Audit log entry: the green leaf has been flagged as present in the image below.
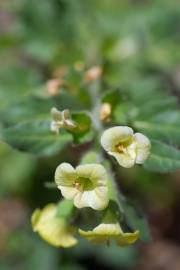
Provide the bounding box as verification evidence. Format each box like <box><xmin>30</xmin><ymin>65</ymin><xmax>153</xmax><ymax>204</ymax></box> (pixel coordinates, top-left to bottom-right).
<box><xmin>57</xmin><ymin>200</ymin><xmax>74</xmax><ymax>219</ymax></box>
<box><xmin>0</xmin><ymin>141</ymin><xmax>34</xmax><ymax>196</ymax></box>
<box><xmin>1</xmin><ymin>120</ymin><xmax>73</xmax><ymax>156</ymax></box>
<box><xmin>144</xmin><ymin>140</ymin><xmax>180</xmax><ymax>172</ymax></box>
<box><xmin>113</xmin><ymin>79</ymin><xmax>180</xmax><ymax>172</ymax></box>
<box><xmin>122</xmin><ymin>200</ymin><xmax>151</xmax><ymax>243</ymax></box>
<box><xmin>0</xmin><ymin>92</ymin><xmax>84</xmax><ymax>126</ymax></box>
<box><xmin>71</xmin><ymin>111</ymin><xmax>93</xmax><ymax>144</ymax></box>
<box><xmin>123</xmin><ymin>78</ymin><xmax>180</xmax><ymax>146</ymax></box>
<box><xmin>134</xmin><ymin>120</ymin><xmax>180</xmax><ymax>145</ymax></box>
<box><xmin>80</xmin><ymin>151</ymin><xmax>99</xmax><ymax>164</ymax></box>
<box><xmin>0</xmin><ymin>92</ymin><xmax>93</xmax><ymax>153</ymax></box>
<box><xmin>102</xmin><ymin>89</ymin><xmax>122</xmax><ymax>107</ymax></box>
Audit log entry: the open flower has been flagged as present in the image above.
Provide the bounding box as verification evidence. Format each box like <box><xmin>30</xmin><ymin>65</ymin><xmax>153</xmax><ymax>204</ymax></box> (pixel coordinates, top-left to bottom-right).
<box><xmin>55</xmin><ymin>163</ymin><xmax>109</xmax><ymax>210</ymax></box>
<box><xmin>51</xmin><ymin>107</ymin><xmax>76</xmax><ymax>134</ymax></box>
<box><xmin>79</xmin><ymin>222</ymin><xmax>139</xmax><ymax>246</ymax></box>
<box><xmin>31</xmin><ymin>204</ymin><xmax>77</xmax><ymax>248</ymax></box>
<box><xmin>101</xmin><ymin>126</ymin><xmax>151</xmax><ymax>168</ymax></box>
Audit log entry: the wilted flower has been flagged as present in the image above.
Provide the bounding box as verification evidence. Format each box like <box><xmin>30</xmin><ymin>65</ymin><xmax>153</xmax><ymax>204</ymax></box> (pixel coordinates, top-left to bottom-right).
<box><xmin>50</xmin><ymin>107</ymin><xmax>76</xmax><ymax>134</ymax></box>
<box><xmin>100</xmin><ymin>103</ymin><xmax>112</xmax><ymax>122</ymax></box>
<box><xmin>79</xmin><ymin>222</ymin><xmax>139</xmax><ymax>246</ymax></box>
<box><xmin>31</xmin><ymin>204</ymin><xmax>77</xmax><ymax>248</ymax></box>
<box><xmin>55</xmin><ymin>163</ymin><xmax>109</xmax><ymax>210</ymax></box>
<box><xmin>101</xmin><ymin>126</ymin><xmax>151</xmax><ymax>168</ymax></box>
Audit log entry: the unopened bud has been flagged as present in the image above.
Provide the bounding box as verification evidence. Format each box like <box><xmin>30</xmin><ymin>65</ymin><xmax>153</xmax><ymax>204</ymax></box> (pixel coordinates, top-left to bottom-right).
<box><xmin>100</xmin><ymin>103</ymin><xmax>112</xmax><ymax>122</ymax></box>
<box><xmin>84</xmin><ymin>66</ymin><xmax>102</xmax><ymax>82</ymax></box>
<box><xmin>47</xmin><ymin>78</ymin><xmax>65</xmax><ymax>96</ymax></box>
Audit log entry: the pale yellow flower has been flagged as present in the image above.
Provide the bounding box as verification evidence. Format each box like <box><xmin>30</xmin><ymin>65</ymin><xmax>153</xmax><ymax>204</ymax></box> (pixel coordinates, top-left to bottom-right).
<box><xmin>55</xmin><ymin>163</ymin><xmax>109</xmax><ymax>210</ymax></box>
<box><xmin>50</xmin><ymin>107</ymin><xmax>76</xmax><ymax>134</ymax></box>
<box><xmin>101</xmin><ymin>126</ymin><xmax>151</xmax><ymax>168</ymax></box>
<box><xmin>31</xmin><ymin>204</ymin><xmax>77</xmax><ymax>248</ymax></box>
<box><xmin>79</xmin><ymin>222</ymin><xmax>139</xmax><ymax>246</ymax></box>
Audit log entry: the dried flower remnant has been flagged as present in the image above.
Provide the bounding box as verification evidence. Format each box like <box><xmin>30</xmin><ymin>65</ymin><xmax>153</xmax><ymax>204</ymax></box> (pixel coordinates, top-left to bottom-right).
<box><xmin>31</xmin><ymin>204</ymin><xmax>77</xmax><ymax>248</ymax></box>
<box><xmin>84</xmin><ymin>66</ymin><xmax>102</xmax><ymax>82</ymax></box>
<box><xmin>55</xmin><ymin>163</ymin><xmax>109</xmax><ymax>210</ymax></box>
<box><xmin>101</xmin><ymin>126</ymin><xmax>151</xmax><ymax>168</ymax></box>
<box><xmin>50</xmin><ymin>107</ymin><xmax>76</xmax><ymax>134</ymax></box>
<box><xmin>100</xmin><ymin>103</ymin><xmax>112</xmax><ymax>122</ymax></box>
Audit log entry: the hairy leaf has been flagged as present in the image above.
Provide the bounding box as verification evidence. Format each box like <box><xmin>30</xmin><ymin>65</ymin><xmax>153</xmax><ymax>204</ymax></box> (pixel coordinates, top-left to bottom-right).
<box><xmin>144</xmin><ymin>140</ymin><xmax>180</xmax><ymax>172</ymax></box>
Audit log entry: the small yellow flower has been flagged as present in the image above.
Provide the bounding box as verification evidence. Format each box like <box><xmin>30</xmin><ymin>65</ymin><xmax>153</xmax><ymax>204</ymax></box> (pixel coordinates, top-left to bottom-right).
<box><xmin>55</xmin><ymin>163</ymin><xmax>109</xmax><ymax>210</ymax></box>
<box><xmin>50</xmin><ymin>107</ymin><xmax>76</xmax><ymax>134</ymax></box>
<box><xmin>31</xmin><ymin>204</ymin><xmax>77</xmax><ymax>248</ymax></box>
<box><xmin>79</xmin><ymin>222</ymin><xmax>139</xmax><ymax>246</ymax></box>
<box><xmin>101</xmin><ymin>126</ymin><xmax>151</xmax><ymax>168</ymax></box>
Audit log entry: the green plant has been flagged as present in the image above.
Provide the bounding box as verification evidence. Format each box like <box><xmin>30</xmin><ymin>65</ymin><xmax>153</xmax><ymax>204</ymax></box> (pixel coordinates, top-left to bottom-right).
<box><xmin>1</xmin><ymin>0</ymin><xmax>180</xmax><ymax>251</ymax></box>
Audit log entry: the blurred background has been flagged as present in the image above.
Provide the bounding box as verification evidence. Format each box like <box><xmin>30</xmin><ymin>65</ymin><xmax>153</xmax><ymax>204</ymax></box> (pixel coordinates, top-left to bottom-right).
<box><xmin>0</xmin><ymin>0</ymin><xmax>180</xmax><ymax>269</ymax></box>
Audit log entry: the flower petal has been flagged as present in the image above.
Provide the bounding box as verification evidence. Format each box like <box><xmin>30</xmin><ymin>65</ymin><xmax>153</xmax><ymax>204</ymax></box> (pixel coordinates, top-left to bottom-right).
<box><xmin>55</xmin><ymin>162</ymin><xmax>77</xmax><ymax>187</ymax></box>
<box><xmin>134</xmin><ymin>133</ymin><xmax>151</xmax><ymax>164</ymax></box>
<box><xmin>73</xmin><ymin>189</ymin><xmax>108</xmax><ymax>210</ymax></box>
<box><xmin>76</xmin><ymin>163</ymin><xmax>108</xmax><ymax>186</ymax></box>
<box><xmin>57</xmin><ymin>234</ymin><xmax>78</xmax><ymax>248</ymax></box>
<box><xmin>58</xmin><ymin>186</ymin><xmax>78</xmax><ymax>200</ymax></box>
<box><xmin>79</xmin><ymin>222</ymin><xmax>139</xmax><ymax>246</ymax></box>
<box><xmin>89</xmin><ymin>189</ymin><xmax>109</xmax><ymax>210</ymax></box>
<box><xmin>31</xmin><ymin>204</ymin><xmax>77</xmax><ymax>248</ymax></box>
<box><xmin>79</xmin><ymin>228</ymin><xmax>101</xmax><ymax>243</ymax></box>
<box><xmin>117</xmin><ymin>230</ymin><xmax>140</xmax><ymax>246</ymax></box>
<box><xmin>93</xmin><ymin>223</ymin><xmax>122</xmax><ymax>235</ymax></box>
<box><xmin>110</xmin><ymin>152</ymin><xmax>136</xmax><ymax>168</ymax></box>
<box><xmin>101</xmin><ymin>126</ymin><xmax>133</xmax><ymax>152</ymax></box>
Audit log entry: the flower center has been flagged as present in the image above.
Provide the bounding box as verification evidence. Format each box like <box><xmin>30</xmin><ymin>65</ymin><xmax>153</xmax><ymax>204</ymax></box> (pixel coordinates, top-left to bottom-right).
<box><xmin>115</xmin><ymin>143</ymin><xmax>125</xmax><ymax>153</ymax></box>
<box><xmin>73</xmin><ymin>177</ymin><xmax>94</xmax><ymax>191</ymax></box>
<box><xmin>114</xmin><ymin>138</ymin><xmax>133</xmax><ymax>154</ymax></box>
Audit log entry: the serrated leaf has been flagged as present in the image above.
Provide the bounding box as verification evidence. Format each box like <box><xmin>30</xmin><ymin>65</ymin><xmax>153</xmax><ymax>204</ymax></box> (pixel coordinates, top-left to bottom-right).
<box><xmin>134</xmin><ymin>120</ymin><xmax>180</xmax><ymax>145</ymax></box>
<box><xmin>2</xmin><ymin>120</ymin><xmax>73</xmax><ymax>156</ymax></box>
<box><xmin>144</xmin><ymin>140</ymin><xmax>180</xmax><ymax>172</ymax></box>
<box><xmin>0</xmin><ymin>92</ymin><xmax>84</xmax><ymax>126</ymax></box>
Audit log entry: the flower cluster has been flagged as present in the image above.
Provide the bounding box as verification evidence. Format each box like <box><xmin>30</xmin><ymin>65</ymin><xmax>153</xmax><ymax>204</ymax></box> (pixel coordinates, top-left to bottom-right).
<box><xmin>32</xmin><ymin>125</ymin><xmax>150</xmax><ymax>248</ymax></box>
